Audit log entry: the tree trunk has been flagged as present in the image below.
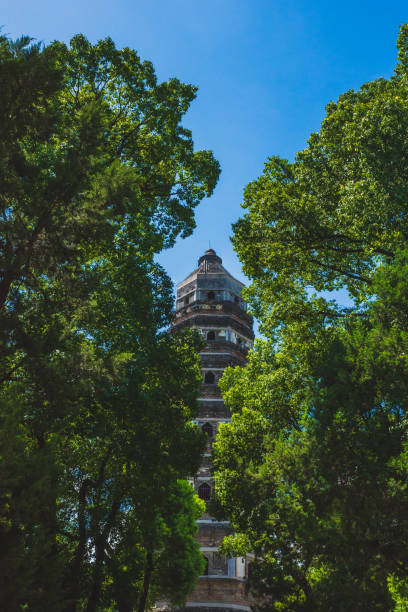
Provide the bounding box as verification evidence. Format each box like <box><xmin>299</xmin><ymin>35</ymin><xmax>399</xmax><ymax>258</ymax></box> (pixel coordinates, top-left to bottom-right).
<box><xmin>138</xmin><ymin>551</ymin><xmax>154</xmax><ymax>612</ymax></box>
<box><xmin>65</xmin><ymin>448</ymin><xmax>113</xmax><ymax>612</ymax></box>
<box><xmin>85</xmin><ymin>494</ymin><xmax>121</xmax><ymax>612</ymax></box>
<box><xmin>64</xmin><ymin>478</ymin><xmax>92</xmax><ymax>612</ymax></box>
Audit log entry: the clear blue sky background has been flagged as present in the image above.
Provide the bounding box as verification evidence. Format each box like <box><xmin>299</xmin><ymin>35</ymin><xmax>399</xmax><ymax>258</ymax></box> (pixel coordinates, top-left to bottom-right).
<box><xmin>2</xmin><ymin>1</ymin><xmax>407</xmax><ymax>289</ymax></box>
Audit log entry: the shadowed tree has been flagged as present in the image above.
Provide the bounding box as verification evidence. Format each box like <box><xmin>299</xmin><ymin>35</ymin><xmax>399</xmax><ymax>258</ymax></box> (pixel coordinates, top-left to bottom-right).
<box><xmin>0</xmin><ymin>32</ymin><xmax>219</xmax><ymax>611</ymax></box>
<box><xmin>213</xmin><ymin>24</ymin><xmax>408</xmax><ymax>611</ymax></box>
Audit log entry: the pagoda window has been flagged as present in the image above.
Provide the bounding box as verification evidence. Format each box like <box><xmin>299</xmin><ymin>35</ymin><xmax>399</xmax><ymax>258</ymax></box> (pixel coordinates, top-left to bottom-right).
<box><xmin>207</xmin><ymin>291</ymin><xmax>215</xmax><ymax>300</ymax></box>
<box><xmin>198</xmin><ymin>482</ymin><xmax>211</xmax><ymax>501</ymax></box>
<box><xmin>204</xmin><ymin>371</ymin><xmax>215</xmax><ymax>384</ymax></box>
<box><xmin>202</xmin><ymin>422</ymin><xmax>213</xmax><ymax>438</ymax></box>
<box><xmin>203</xmin><ymin>555</ymin><xmax>209</xmax><ymax>575</ymax></box>
<box><xmin>207</xmin><ymin>330</ymin><xmax>215</xmax><ymax>340</ymax></box>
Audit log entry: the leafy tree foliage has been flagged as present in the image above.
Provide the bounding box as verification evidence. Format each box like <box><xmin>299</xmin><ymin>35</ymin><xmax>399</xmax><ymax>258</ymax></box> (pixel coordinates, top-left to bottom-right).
<box><xmin>232</xmin><ymin>24</ymin><xmax>408</xmax><ymax>337</ymax></box>
<box><xmin>213</xmin><ymin>24</ymin><xmax>408</xmax><ymax>611</ymax></box>
<box><xmin>0</xmin><ymin>32</ymin><xmax>219</xmax><ymax>611</ymax></box>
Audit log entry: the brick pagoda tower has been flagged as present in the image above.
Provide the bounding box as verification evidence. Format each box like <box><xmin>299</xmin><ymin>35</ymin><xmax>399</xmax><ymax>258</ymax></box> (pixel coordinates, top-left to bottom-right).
<box><xmin>171</xmin><ymin>248</ymin><xmax>254</xmax><ymax>611</ymax></box>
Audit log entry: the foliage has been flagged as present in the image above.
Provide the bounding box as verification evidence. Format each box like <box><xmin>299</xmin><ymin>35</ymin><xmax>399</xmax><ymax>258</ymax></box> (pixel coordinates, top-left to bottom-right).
<box><xmin>213</xmin><ymin>24</ymin><xmax>408</xmax><ymax>611</ymax></box>
<box><xmin>232</xmin><ymin>23</ymin><xmax>408</xmax><ymax>337</ymax></box>
<box><xmin>215</xmin><ymin>254</ymin><xmax>408</xmax><ymax>610</ymax></box>
<box><xmin>99</xmin><ymin>480</ymin><xmax>205</xmax><ymax>611</ymax></box>
<box><xmin>388</xmin><ymin>574</ymin><xmax>408</xmax><ymax>612</ymax></box>
<box><xmin>0</xmin><ymin>32</ymin><xmax>219</xmax><ymax>611</ymax></box>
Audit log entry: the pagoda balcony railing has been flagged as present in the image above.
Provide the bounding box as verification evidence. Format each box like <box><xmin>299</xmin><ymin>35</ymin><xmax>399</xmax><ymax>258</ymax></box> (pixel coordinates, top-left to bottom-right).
<box><xmin>204</xmin><ymin>339</ymin><xmax>249</xmax><ymax>356</ymax></box>
<box><xmin>174</xmin><ymin>299</ymin><xmax>253</xmax><ymax>325</ymax></box>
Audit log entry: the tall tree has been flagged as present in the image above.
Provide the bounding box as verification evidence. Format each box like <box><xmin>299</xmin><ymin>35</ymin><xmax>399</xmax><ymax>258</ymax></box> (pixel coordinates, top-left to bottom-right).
<box><xmin>232</xmin><ymin>24</ymin><xmax>408</xmax><ymax>337</ymax></box>
<box><xmin>0</xmin><ymin>33</ymin><xmax>219</xmax><ymax>610</ymax></box>
<box><xmin>213</xmin><ymin>24</ymin><xmax>408</xmax><ymax>611</ymax></box>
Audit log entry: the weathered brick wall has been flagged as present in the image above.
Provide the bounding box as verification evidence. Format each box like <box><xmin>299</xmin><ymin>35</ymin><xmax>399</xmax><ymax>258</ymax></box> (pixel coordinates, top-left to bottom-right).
<box><xmin>186</xmin><ymin>577</ymin><xmax>249</xmax><ymax>605</ymax></box>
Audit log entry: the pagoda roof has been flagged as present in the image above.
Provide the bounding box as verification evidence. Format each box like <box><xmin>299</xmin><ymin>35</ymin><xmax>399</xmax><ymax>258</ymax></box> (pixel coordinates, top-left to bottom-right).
<box><xmin>177</xmin><ymin>249</ymin><xmax>245</xmax><ymax>288</ymax></box>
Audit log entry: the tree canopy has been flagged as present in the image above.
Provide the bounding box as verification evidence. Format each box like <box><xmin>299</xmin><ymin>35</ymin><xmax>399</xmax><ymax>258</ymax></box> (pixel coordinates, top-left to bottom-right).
<box><xmin>232</xmin><ymin>24</ymin><xmax>408</xmax><ymax>337</ymax></box>
<box><xmin>213</xmin><ymin>24</ymin><xmax>408</xmax><ymax>611</ymax></box>
<box><xmin>0</xmin><ymin>33</ymin><xmax>219</xmax><ymax>611</ymax></box>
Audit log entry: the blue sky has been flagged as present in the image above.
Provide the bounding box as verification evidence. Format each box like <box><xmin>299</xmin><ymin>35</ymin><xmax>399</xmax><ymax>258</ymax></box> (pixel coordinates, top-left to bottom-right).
<box><xmin>2</xmin><ymin>1</ymin><xmax>407</xmax><ymax>289</ymax></box>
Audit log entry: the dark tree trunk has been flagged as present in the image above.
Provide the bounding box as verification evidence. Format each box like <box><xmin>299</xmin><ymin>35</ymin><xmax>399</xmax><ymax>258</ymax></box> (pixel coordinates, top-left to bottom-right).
<box><xmin>85</xmin><ymin>495</ymin><xmax>121</xmax><ymax>612</ymax></box>
<box><xmin>138</xmin><ymin>551</ymin><xmax>154</xmax><ymax>612</ymax></box>
<box><xmin>64</xmin><ymin>478</ymin><xmax>92</xmax><ymax>612</ymax></box>
<box><xmin>65</xmin><ymin>447</ymin><xmax>113</xmax><ymax>612</ymax></box>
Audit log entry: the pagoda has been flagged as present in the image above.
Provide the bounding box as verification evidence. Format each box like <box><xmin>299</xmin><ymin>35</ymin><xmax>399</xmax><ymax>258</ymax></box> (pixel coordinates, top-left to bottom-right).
<box><xmin>171</xmin><ymin>248</ymin><xmax>254</xmax><ymax>611</ymax></box>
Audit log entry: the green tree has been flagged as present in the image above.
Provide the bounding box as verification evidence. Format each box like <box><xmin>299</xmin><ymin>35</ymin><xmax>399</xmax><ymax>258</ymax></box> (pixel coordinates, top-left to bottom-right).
<box><xmin>232</xmin><ymin>23</ymin><xmax>408</xmax><ymax>337</ymax></box>
<box><xmin>0</xmin><ymin>32</ymin><xmax>219</xmax><ymax>610</ymax></box>
<box><xmin>213</xmin><ymin>24</ymin><xmax>408</xmax><ymax>611</ymax></box>
<box><xmin>215</xmin><ymin>254</ymin><xmax>408</xmax><ymax>610</ymax></box>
